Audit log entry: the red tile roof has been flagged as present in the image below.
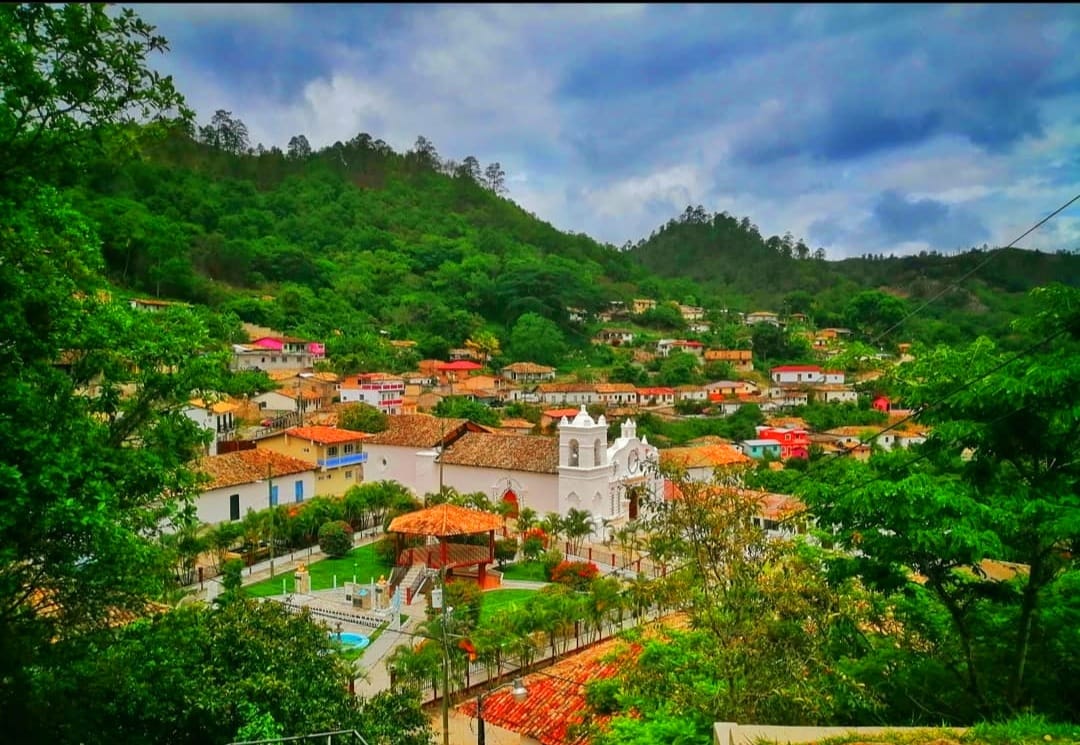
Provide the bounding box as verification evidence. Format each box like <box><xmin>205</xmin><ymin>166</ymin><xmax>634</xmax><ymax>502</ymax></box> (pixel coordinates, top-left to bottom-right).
<box><xmin>441</xmin><ymin>432</ymin><xmax>559</xmax><ymax>474</ymax></box>
<box><xmin>196</xmin><ymin>449</ymin><xmax>316</xmax><ymax>491</ymax></box>
<box><xmin>436</xmin><ymin>360</ymin><xmax>484</xmax><ymax>371</ymax></box>
<box><xmin>771</xmin><ymin>365</ymin><xmax>822</xmax><ymax>373</ymax></box>
<box><xmin>659</xmin><ymin>444</ymin><xmax>752</xmax><ymax>469</ymax></box>
<box><xmin>388</xmin><ymin>503</ymin><xmax>504</xmax><ymax>536</ymax></box>
<box><xmin>285</xmin><ymin>426</ymin><xmax>369</xmax><ymax>444</ymax></box>
<box><xmin>363</xmin><ymin>415</ymin><xmax>472</xmax><ymax>448</ymax></box>
<box><xmin>457</xmin><ymin>637</ymin><xmax>640</xmax><ymax>745</ymax></box>
<box><xmin>544</xmin><ymin>408</ymin><xmax>583</xmax><ymax>419</ymax></box>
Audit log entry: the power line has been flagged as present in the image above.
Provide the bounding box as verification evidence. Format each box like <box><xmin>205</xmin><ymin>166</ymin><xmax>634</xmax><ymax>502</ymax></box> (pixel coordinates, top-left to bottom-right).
<box><xmin>870</xmin><ymin>190</ymin><xmax>1080</xmax><ymax>346</ymax></box>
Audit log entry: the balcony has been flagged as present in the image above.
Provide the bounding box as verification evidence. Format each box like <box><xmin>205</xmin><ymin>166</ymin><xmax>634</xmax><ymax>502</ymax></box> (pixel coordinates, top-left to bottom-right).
<box><xmin>318</xmin><ymin>452</ymin><xmax>368</xmax><ymax>469</ymax></box>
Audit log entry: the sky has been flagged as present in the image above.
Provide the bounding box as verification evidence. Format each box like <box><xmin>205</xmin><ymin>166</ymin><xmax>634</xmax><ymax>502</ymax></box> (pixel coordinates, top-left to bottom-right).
<box><xmin>131</xmin><ymin>3</ymin><xmax>1080</xmax><ymax>259</ymax></box>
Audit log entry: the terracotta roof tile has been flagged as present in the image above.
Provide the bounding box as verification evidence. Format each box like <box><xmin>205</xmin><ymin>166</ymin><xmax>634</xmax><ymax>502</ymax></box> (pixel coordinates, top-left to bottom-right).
<box><xmin>196</xmin><ymin>449</ymin><xmax>316</xmax><ymax>491</ymax></box>
<box><xmin>457</xmin><ymin>617</ymin><xmax>691</xmax><ymax>745</ymax></box>
<box><xmin>660</xmin><ymin>444</ymin><xmax>752</xmax><ymax>469</ymax></box>
<box><xmin>388</xmin><ymin>503</ymin><xmax>503</xmax><ymax>536</ymax></box>
<box><xmin>285</xmin><ymin>426</ymin><xmax>369</xmax><ymax>444</ymax></box>
<box><xmin>441</xmin><ymin>432</ymin><xmax>559</xmax><ymax>474</ymax></box>
<box><xmin>502</xmin><ymin>362</ymin><xmax>556</xmax><ymax>374</ymax></box>
<box><xmin>363</xmin><ymin>415</ymin><xmax>471</xmax><ymax>448</ymax></box>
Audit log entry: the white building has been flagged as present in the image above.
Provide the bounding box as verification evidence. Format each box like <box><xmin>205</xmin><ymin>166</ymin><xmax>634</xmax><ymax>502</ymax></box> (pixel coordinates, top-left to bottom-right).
<box><xmin>362</xmin><ymin>408</ymin><xmax>661</xmax><ymax>533</ymax></box>
<box><xmin>339</xmin><ymin>374</ymin><xmax>406</xmax><ymax>415</ymax></box>
<box><xmin>191</xmin><ymin>449</ymin><xmax>317</xmax><ymax>526</ymax></box>
<box><xmin>182</xmin><ymin>398</ymin><xmax>238</xmax><ymax>455</ymax></box>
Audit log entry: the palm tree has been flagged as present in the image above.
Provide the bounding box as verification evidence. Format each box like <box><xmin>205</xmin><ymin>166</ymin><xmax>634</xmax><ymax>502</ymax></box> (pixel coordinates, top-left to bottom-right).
<box><xmin>540</xmin><ymin>512</ymin><xmax>564</xmax><ymax>550</ymax></box>
<box><xmin>586</xmin><ymin>577</ymin><xmax>624</xmax><ymax>642</ymax></box>
<box><xmin>562</xmin><ymin>508</ymin><xmax>593</xmax><ymax>557</ymax></box>
<box><xmin>515</xmin><ymin>506</ymin><xmax>538</xmax><ymax>536</ymax></box>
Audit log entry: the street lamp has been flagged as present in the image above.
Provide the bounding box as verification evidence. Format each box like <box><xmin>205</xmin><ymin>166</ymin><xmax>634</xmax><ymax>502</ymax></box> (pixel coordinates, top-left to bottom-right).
<box><xmin>476</xmin><ymin>677</ymin><xmax>528</xmax><ymax>745</ymax></box>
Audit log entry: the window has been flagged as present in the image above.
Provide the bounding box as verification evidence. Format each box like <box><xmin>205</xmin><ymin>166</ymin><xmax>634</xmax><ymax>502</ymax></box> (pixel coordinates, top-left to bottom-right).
<box><xmin>344</xmin><ymin>471</ymin><xmax>353</xmax><ymax>479</ymax></box>
<box><xmin>229</xmin><ymin>494</ymin><xmax>240</xmax><ymax>521</ymax></box>
<box><xmin>343</xmin><ymin>443</ymin><xmax>355</xmax><ymax>454</ymax></box>
<box><xmin>294</xmin><ymin>480</ymin><xmax>304</xmax><ymax>502</ymax></box>
<box><xmin>270</xmin><ymin>484</ymin><xmax>279</xmax><ymax>507</ymax></box>
<box><xmin>327</xmin><ymin>446</ymin><xmax>339</xmax><ymax>457</ymax></box>
<box><xmin>568</xmin><ymin>439</ymin><xmax>579</xmax><ymax>467</ymax></box>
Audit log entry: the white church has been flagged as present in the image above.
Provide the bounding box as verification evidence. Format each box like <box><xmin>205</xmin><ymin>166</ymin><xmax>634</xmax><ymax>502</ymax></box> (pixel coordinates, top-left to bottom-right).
<box><xmin>361</xmin><ymin>407</ymin><xmax>662</xmax><ymax>535</ymax></box>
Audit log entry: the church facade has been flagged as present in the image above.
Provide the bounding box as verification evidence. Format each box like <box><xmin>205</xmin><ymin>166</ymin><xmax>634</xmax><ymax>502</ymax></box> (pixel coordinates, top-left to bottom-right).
<box><xmin>362</xmin><ymin>407</ymin><xmax>661</xmax><ymax>536</ymax></box>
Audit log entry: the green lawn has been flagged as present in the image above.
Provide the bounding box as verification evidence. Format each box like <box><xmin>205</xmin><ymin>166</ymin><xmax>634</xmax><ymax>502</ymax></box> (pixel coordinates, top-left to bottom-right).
<box><xmin>245</xmin><ymin>544</ymin><xmax>392</xmax><ymax>598</ymax></box>
<box><xmin>497</xmin><ymin>561</ymin><xmax>549</xmax><ymax>582</ymax></box>
<box><xmin>479</xmin><ymin>589</ymin><xmax>537</xmax><ymax>623</ymax></box>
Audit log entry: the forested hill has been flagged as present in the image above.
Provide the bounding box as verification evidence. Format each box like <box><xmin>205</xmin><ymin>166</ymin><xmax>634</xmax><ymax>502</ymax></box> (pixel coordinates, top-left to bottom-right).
<box><xmin>68</xmin><ymin>121</ymin><xmax>655</xmax><ymax>361</ymax></box>
<box><xmin>71</xmin><ymin>120</ymin><xmax>1079</xmax><ymax>357</ymax></box>
<box><xmin>629</xmin><ymin>205</ymin><xmax>1080</xmax><ymax>341</ymax></box>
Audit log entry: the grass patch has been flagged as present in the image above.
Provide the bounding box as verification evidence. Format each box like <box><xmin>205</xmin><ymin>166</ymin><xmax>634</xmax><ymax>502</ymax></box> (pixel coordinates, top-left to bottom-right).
<box><xmin>245</xmin><ymin>543</ymin><xmax>392</xmax><ymax>598</ymax></box>
<box><xmin>480</xmin><ymin>589</ymin><xmax>537</xmax><ymax>623</ymax></box>
<box><xmin>497</xmin><ymin>561</ymin><xmax>549</xmax><ymax>582</ymax></box>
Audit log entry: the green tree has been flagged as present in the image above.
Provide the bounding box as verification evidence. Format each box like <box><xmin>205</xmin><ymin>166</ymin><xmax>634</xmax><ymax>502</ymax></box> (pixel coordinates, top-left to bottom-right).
<box><xmin>432</xmin><ymin>396</ymin><xmax>501</xmax><ymax>427</ymax></box>
<box><xmin>339</xmin><ymin>402</ymin><xmax>389</xmax><ymax>433</ymax></box>
<box><xmin>656</xmin><ymin>351</ymin><xmax>703</xmax><ymax>387</ymax></box>
<box><xmin>801</xmin><ymin>285</ymin><xmax>1080</xmax><ymax>717</ymax></box>
<box><xmin>509</xmin><ymin>312</ymin><xmax>567</xmax><ymax>367</ymax></box>
<box><xmin>318</xmin><ymin>520</ymin><xmax>354</xmax><ymax>557</ymax></box>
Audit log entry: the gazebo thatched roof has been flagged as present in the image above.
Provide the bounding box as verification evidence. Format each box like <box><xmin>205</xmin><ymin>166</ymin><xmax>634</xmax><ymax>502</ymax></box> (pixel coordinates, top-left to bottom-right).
<box><xmin>388</xmin><ymin>503</ymin><xmax>503</xmax><ymax>537</ymax></box>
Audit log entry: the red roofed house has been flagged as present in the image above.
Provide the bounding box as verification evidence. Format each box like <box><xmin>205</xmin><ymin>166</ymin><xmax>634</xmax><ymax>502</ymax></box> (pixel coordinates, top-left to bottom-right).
<box><xmin>755</xmin><ymin>425</ymin><xmax>810</xmax><ymax>459</ymax></box>
<box><xmin>192</xmin><ymin>449</ymin><xmax>317</xmax><ymax>525</ymax></box>
<box><xmin>636</xmin><ymin>386</ymin><xmax>676</xmax><ymax>406</ymax></box>
<box><xmin>656</xmin><ymin>339</ymin><xmax>705</xmax><ymax>358</ymax></box>
<box><xmin>256</xmin><ymin>426</ymin><xmax>369</xmax><ymax>496</ymax></box>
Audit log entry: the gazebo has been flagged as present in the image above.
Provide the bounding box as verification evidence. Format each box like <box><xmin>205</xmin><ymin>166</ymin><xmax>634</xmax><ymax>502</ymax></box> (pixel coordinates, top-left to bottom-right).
<box><xmin>387</xmin><ymin>503</ymin><xmax>505</xmax><ymax>588</ymax></box>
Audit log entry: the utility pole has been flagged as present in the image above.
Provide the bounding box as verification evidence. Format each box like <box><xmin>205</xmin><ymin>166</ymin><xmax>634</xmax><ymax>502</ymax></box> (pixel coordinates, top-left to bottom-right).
<box><xmin>268</xmin><ymin>462</ymin><xmax>275</xmax><ymax>578</ymax></box>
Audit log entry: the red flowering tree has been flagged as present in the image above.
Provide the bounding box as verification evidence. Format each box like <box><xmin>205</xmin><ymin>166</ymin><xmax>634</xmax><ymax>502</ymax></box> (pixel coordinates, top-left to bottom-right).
<box><xmin>550</xmin><ymin>560</ymin><xmax>599</xmax><ymax>591</ymax></box>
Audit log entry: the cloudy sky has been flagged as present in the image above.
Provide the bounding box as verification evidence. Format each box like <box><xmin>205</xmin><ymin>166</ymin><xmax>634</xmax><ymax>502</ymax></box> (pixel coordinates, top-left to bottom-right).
<box><xmin>132</xmin><ymin>3</ymin><xmax>1080</xmax><ymax>258</ymax></box>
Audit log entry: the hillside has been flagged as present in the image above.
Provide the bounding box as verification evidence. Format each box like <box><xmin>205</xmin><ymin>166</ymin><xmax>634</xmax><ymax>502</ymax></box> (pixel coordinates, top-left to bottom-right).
<box><xmin>67</xmin><ymin>124</ymin><xmax>657</xmax><ymax>362</ymax></box>
<box><xmin>628</xmin><ymin>205</ymin><xmax>1080</xmax><ymax>344</ymax></box>
<box><xmin>69</xmin><ymin>125</ymin><xmax>1079</xmax><ymax>359</ymax></box>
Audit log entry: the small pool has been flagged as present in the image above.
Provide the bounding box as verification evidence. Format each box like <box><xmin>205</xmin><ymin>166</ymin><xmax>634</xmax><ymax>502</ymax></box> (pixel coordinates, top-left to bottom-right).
<box><xmin>331</xmin><ymin>631</ymin><xmax>371</xmax><ymax>650</ymax></box>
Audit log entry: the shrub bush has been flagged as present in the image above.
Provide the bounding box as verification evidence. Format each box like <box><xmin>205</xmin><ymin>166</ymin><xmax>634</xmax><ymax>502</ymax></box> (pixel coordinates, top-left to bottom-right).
<box><xmin>540</xmin><ymin>549</ymin><xmax>565</xmax><ymax>580</ymax></box>
<box><xmin>494</xmin><ymin>537</ymin><xmax>518</xmax><ymax>567</ymax></box>
<box><xmin>318</xmin><ymin>520</ymin><xmax>354</xmax><ymax>557</ymax></box>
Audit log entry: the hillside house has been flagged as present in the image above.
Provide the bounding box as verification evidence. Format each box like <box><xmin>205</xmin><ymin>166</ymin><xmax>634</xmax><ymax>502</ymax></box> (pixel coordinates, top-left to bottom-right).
<box><xmin>536</xmin><ymin>383</ymin><xmax>599</xmax><ymax>406</ymax></box>
<box><xmin>594</xmin><ymin>383</ymin><xmax>639</xmax><ymax>407</ymax></box>
<box><xmin>339</xmin><ymin>373</ymin><xmax>406</xmax><ymax>415</ymax></box>
<box><xmin>656</xmin><ymin>339</ymin><xmax>705</xmax><ymax>358</ymax></box>
<box><xmin>183</xmin><ymin>398</ymin><xmax>239</xmax><ymax>455</ymax></box>
<box><xmin>679</xmin><ymin>304</ymin><xmax>705</xmax><ymax>321</ymax></box>
<box><xmin>501</xmin><ymin>362</ymin><xmax>557</xmax><ymax>384</ymax></box>
<box><xmin>636</xmin><ymin>386</ymin><xmax>677</xmax><ymax>406</ymax></box>
<box><xmin>811</xmin><ymin>384</ymin><xmax>858</xmax><ymax>404</ymax></box>
<box><xmin>659</xmin><ymin>443</ymin><xmax>751</xmax><ymax>481</ymax></box>
<box><xmin>745</xmin><ymin>311</ymin><xmax>780</xmax><ymax>326</ymax></box>
<box><xmin>738</xmin><ymin>439</ymin><xmax>783</xmax><ymax>460</ymax></box>
<box><xmin>632</xmin><ymin>298</ymin><xmax>657</xmax><ymax>314</ymax></box>
<box><xmin>592</xmin><ymin>328</ymin><xmax>635</xmax><ymax>347</ymax></box>
<box><xmin>755</xmin><ymin>425</ymin><xmax>810</xmax><ymax>459</ymax></box>
<box><xmin>704</xmin><ymin>349</ymin><xmax>754</xmax><ymax>372</ymax></box>
<box><xmin>771</xmin><ymin>365</ymin><xmax>825</xmax><ymax>384</ymax></box>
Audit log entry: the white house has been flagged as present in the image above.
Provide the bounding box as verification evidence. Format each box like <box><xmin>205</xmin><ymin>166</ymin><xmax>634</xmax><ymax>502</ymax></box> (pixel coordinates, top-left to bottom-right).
<box><xmin>770</xmin><ymin>365</ymin><xmax>825</xmax><ymax>384</ymax></box>
<box><xmin>192</xmin><ymin>449</ymin><xmax>317</xmax><ymax>526</ymax></box>
<box><xmin>339</xmin><ymin>374</ymin><xmax>406</xmax><ymax>415</ymax></box>
<box><xmin>182</xmin><ymin>398</ymin><xmax>238</xmax><ymax>455</ymax></box>
<box><xmin>811</xmin><ymin>385</ymin><xmax>858</xmax><ymax>405</ymax></box>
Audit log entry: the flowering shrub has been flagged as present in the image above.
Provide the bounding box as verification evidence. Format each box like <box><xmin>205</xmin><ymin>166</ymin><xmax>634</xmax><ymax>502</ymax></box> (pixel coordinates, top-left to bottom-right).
<box><xmin>522</xmin><ymin>527</ymin><xmax>548</xmax><ymax>547</ymax></box>
<box><xmin>550</xmin><ymin>560</ymin><xmax>599</xmax><ymax>590</ymax></box>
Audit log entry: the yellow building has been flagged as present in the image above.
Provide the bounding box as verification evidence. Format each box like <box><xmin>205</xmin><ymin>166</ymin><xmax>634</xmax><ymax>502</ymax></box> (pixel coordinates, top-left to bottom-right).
<box><xmin>257</xmin><ymin>425</ymin><xmax>369</xmax><ymax>497</ymax></box>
